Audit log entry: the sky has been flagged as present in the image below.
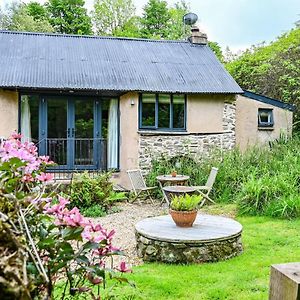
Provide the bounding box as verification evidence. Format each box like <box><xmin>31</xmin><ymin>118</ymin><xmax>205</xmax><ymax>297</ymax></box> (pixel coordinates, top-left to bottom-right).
<box><xmin>1</xmin><ymin>0</ymin><xmax>299</xmax><ymax>51</ymax></box>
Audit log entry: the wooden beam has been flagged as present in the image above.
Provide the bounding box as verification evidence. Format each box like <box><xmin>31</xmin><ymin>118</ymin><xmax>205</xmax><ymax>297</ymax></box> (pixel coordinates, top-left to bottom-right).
<box><xmin>269</xmin><ymin>262</ymin><xmax>300</xmax><ymax>300</ymax></box>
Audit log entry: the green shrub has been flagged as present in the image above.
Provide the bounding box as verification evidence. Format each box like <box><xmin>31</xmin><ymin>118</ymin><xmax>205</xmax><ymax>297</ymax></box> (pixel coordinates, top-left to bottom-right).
<box><xmin>147</xmin><ymin>136</ymin><xmax>300</xmax><ymax>219</ymax></box>
<box><xmin>81</xmin><ymin>204</ymin><xmax>106</xmax><ymax>217</ymax></box>
<box><xmin>68</xmin><ymin>171</ymin><xmax>127</xmax><ymax>215</ymax></box>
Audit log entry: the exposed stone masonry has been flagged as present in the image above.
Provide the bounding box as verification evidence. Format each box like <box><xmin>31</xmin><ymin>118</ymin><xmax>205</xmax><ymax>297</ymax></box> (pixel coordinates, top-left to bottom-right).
<box><xmin>138</xmin><ymin>100</ymin><xmax>236</xmax><ymax>173</ymax></box>
<box><xmin>136</xmin><ymin>232</ymin><xmax>243</xmax><ymax>264</ymax></box>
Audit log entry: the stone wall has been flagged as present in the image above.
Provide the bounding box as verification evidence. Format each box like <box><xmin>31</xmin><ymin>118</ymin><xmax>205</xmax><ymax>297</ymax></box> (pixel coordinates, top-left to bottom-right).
<box><xmin>136</xmin><ymin>231</ymin><xmax>243</xmax><ymax>264</ymax></box>
<box><xmin>138</xmin><ymin>101</ymin><xmax>236</xmax><ymax>173</ymax></box>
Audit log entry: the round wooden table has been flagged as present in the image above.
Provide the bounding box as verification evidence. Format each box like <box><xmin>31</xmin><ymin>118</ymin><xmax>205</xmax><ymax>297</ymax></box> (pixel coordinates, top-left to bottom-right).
<box><xmin>156</xmin><ymin>174</ymin><xmax>190</xmax><ymax>185</ymax></box>
<box><xmin>156</xmin><ymin>175</ymin><xmax>190</xmax><ymax>205</ymax></box>
<box><xmin>163</xmin><ymin>185</ymin><xmax>197</xmax><ymax>199</ymax></box>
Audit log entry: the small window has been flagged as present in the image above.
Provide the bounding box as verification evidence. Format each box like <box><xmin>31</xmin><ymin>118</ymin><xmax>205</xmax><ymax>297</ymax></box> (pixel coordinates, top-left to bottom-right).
<box><xmin>258</xmin><ymin>108</ymin><xmax>274</xmax><ymax>127</ymax></box>
<box><xmin>139</xmin><ymin>94</ymin><xmax>186</xmax><ymax>131</ymax></box>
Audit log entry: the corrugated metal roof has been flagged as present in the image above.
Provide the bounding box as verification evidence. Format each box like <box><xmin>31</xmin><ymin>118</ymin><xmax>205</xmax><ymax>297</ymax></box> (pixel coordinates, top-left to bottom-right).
<box><xmin>243</xmin><ymin>90</ymin><xmax>295</xmax><ymax>111</ymax></box>
<box><xmin>0</xmin><ymin>31</ymin><xmax>243</xmax><ymax>94</ymax></box>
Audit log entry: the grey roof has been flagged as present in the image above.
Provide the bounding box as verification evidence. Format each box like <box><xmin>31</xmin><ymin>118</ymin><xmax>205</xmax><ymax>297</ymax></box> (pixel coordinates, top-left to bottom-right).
<box><xmin>0</xmin><ymin>31</ymin><xmax>242</xmax><ymax>94</ymax></box>
<box><xmin>243</xmin><ymin>90</ymin><xmax>295</xmax><ymax>111</ymax></box>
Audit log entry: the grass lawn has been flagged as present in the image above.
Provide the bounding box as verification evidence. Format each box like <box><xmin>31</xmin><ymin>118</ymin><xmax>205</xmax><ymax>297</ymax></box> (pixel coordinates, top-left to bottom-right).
<box><xmin>115</xmin><ymin>205</ymin><xmax>300</xmax><ymax>300</ymax></box>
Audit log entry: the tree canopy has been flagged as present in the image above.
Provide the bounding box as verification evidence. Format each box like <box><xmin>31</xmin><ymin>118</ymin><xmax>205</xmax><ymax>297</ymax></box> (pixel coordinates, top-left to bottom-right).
<box><xmin>92</xmin><ymin>0</ymin><xmax>136</xmax><ymax>36</ymax></box>
<box><xmin>0</xmin><ymin>2</ymin><xmax>53</xmax><ymax>32</ymax></box>
<box><xmin>226</xmin><ymin>27</ymin><xmax>300</xmax><ymax>129</ymax></box>
<box><xmin>46</xmin><ymin>0</ymin><xmax>92</xmax><ymax>34</ymax></box>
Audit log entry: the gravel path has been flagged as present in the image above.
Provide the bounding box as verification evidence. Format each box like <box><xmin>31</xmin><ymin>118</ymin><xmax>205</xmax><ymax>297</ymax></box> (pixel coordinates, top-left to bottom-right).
<box><xmin>93</xmin><ymin>202</ymin><xmax>168</xmax><ymax>267</ymax></box>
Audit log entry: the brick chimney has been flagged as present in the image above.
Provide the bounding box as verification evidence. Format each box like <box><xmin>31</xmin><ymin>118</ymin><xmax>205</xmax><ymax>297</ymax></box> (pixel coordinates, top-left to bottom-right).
<box><xmin>190</xmin><ymin>26</ymin><xmax>207</xmax><ymax>45</ymax></box>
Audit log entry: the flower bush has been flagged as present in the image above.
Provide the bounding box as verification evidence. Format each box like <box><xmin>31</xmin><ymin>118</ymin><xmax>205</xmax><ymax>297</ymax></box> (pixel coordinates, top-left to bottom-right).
<box><xmin>0</xmin><ymin>134</ymin><xmax>131</xmax><ymax>299</ymax></box>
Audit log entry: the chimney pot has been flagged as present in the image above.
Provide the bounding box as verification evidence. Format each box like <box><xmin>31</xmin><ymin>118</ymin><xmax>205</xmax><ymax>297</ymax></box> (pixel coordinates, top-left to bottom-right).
<box><xmin>190</xmin><ymin>25</ymin><xmax>207</xmax><ymax>45</ymax></box>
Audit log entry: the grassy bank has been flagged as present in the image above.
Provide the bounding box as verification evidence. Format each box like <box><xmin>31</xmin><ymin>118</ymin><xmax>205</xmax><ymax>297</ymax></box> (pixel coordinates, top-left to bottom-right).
<box><xmin>116</xmin><ymin>205</ymin><xmax>300</xmax><ymax>299</ymax></box>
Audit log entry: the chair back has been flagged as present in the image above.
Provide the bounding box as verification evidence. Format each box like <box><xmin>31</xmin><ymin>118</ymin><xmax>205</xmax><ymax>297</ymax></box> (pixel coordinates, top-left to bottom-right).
<box><xmin>205</xmin><ymin>167</ymin><xmax>218</xmax><ymax>190</ymax></box>
<box><xmin>127</xmin><ymin>169</ymin><xmax>146</xmax><ymax>192</ymax></box>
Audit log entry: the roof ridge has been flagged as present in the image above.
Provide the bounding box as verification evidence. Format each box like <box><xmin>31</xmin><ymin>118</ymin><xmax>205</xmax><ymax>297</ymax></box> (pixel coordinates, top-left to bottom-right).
<box><xmin>0</xmin><ymin>30</ymin><xmax>190</xmax><ymax>44</ymax></box>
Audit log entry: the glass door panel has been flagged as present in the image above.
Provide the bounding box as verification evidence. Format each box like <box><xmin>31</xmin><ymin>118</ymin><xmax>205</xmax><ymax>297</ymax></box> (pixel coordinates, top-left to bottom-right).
<box><xmin>47</xmin><ymin>99</ymin><xmax>68</xmax><ymax>166</ymax></box>
<box><xmin>74</xmin><ymin>99</ymin><xmax>95</xmax><ymax>167</ymax></box>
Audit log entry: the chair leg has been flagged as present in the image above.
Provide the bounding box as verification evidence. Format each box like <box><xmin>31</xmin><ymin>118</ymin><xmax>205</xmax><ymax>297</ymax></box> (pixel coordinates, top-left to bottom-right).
<box><xmin>131</xmin><ymin>191</ymin><xmax>142</xmax><ymax>205</ymax></box>
<box><xmin>146</xmin><ymin>190</ymin><xmax>155</xmax><ymax>204</ymax></box>
<box><xmin>198</xmin><ymin>191</ymin><xmax>215</xmax><ymax>208</ymax></box>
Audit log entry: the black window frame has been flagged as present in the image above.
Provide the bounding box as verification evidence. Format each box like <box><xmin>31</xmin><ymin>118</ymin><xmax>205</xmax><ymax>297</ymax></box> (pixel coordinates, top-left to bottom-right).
<box><xmin>258</xmin><ymin>108</ymin><xmax>274</xmax><ymax>128</ymax></box>
<box><xmin>139</xmin><ymin>93</ymin><xmax>187</xmax><ymax>131</ymax></box>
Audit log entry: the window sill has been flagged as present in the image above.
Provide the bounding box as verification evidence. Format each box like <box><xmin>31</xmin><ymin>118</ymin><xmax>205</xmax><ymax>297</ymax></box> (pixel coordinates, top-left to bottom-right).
<box><xmin>258</xmin><ymin>127</ymin><xmax>274</xmax><ymax>131</ymax></box>
<box><xmin>138</xmin><ymin>130</ymin><xmax>188</xmax><ymax>136</ymax></box>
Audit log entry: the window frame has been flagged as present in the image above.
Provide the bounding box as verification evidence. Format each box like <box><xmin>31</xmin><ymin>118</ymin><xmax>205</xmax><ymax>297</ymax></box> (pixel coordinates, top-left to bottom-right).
<box><xmin>258</xmin><ymin>108</ymin><xmax>274</xmax><ymax>128</ymax></box>
<box><xmin>139</xmin><ymin>93</ymin><xmax>187</xmax><ymax>131</ymax></box>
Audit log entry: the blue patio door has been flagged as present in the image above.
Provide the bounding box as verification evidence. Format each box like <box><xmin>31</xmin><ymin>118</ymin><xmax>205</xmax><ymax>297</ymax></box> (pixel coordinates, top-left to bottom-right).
<box><xmin>39</xmin><ymin>96</ymin><xmax>101</xmax><ymax>170</ymax></box>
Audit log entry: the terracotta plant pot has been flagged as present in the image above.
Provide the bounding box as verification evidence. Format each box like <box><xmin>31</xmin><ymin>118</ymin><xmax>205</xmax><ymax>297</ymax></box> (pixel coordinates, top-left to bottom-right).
<box><xmin>171</xmin><ymin>171</ymin><xmax>177</xmax><ymax>177</ymax></box>
<box><xmin>169</xmin><ymin>209</ymin><xmax>197</xmax><ymax>227</ymax></box>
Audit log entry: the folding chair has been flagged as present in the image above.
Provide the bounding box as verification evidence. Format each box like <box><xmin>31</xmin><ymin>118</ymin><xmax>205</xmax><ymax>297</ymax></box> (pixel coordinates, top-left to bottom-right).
<box><xmin>127</xmin><ymin>169</ymin><xmax>156</xmax><ymax>204</ymax></box>
<box><xmin>192</xmin><ymin>167</ymin><xmax>218</xmax><ymax>207</ymax></box>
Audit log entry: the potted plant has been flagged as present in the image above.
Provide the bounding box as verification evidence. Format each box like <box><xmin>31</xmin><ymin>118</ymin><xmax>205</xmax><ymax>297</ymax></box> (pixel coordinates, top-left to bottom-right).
<box><xmin>169</xmin><ymin>194</ymin><xmax>202</xmax><ymax>227</ymax></box>
<box><xmin>171</xmin><ymin>170</ymin><xmax>177</xmax><ymax>177</ymax></box>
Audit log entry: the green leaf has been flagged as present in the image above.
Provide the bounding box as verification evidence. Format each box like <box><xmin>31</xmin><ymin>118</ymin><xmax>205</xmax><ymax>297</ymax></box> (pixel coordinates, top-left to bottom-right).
<box><xmin>61</xmin><ymin>226</ymin><xmax>84</xmax><ymax>240</ymax></box>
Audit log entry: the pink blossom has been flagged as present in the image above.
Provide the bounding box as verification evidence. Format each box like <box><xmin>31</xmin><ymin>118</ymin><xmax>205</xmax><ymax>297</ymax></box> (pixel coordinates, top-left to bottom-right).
<box><xmin>117</xmin><ymin>261</ymin><xmax>132</xmax><ymax>273</ymax></box>
<box><xmin>36</xmin><ymin>172</ymin><xmax>53</xmax><ymax>182</ymax></box>
<box><xmin>81</xmin><ymin>222</ymin><xmax>105</xmax><ymax>242</ymax></box>
<box><xmin>62</xmin><ymin>207</ymin><xmax>85</xmax><ymax>227</ymax></box>
<box><xmin>11</xmin><ymin>132</ymin><xmax>22</xmax><ymax>139</ymax></box>
<box><xmin>45</xmin><ymin>196</ymin><xmax>88</xmax><ymax>228</ymax></box>
<box><xmin>22</xmin><ymin>174</ymin><xmax>34</xmax><ymax>182</ymax></box>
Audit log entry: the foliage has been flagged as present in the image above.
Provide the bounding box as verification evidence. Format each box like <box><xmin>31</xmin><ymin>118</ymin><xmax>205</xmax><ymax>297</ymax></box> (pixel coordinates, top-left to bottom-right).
<box><xmin>141</xmin><ymin>0</ymin><xmax>170</xmax><ymax>39</ymax></box>
<box><xmin>0</xmin><ymin>134</ymin><xmax>132</xmax><ymax>299</ymax></box>
<box><xmin>226</xmin><ymin>27</ymin><xmax>300</xmax><ymax>129</ymax></box>
<box><xmin>141</xmin><ymin>0</ymin><xmax>192</xmax><ymax>40</ymax></box>
<box><xmin>26</xmin><ymin>1</ymin><xmax>49</xmax><ymax>21</ymax></box>
<box><xmin>81</xmin><ymin>204</ymin><xmax>106</xmax><ymax>217</ymax></box>
<box><xmin>208</xmin><ymin>41</ymin><xmax>224</xmax><ymax>62</ymax></box>
<box><xmin>113</xmin><ymin>16</ymin><xmax>142</xmax><ymax>38</ymax></box>
<box><xmin>92</xmin><ymin>0</ymin><xmax>136</xmax><ymax>36</ymax></box>
<box><xmin>147</xmin><ymin>136</ymin><xmax>300</xmax><ymax>219</ymax></box>
<box><xmin>170</xmin><ymin>194</ymin><xmax>202</xmax><ymax>211</ymax></box>
<box><xmin>167</xmin><ymin>0</ymin><xmax>190</xmax><ymax>40</ymax></box>
<box><xmin>46</xmin><ymin>0</ymin><xmax>92</xmax><ymax>34</ymax></box>
<box><xmin>110</xmin><ymin>205</ymin><xmax>300</xmax><ymax>299</ymax></box>
<box><xmin>0</xmin><ymin>2</ymin><xmax>54</xmax><ymax>32</ymax></box>
<box><xmin>69</xmin><ymin>171</ymin><xmax>127</xmax><ymax>215</ymax></box>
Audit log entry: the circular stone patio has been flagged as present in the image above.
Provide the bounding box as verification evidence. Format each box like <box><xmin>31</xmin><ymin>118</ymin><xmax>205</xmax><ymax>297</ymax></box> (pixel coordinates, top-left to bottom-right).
<box><xmin>135</xmin><ymin>214</ymin><xmax>243</xmax><ymax>264</ymax></box>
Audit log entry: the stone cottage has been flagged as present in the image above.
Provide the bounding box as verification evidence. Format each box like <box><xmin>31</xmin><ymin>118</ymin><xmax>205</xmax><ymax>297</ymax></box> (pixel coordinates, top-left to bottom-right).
<box><xmin>0</xmin><ymin>28</ymin><xmax>293</xmax><ymax>187</ymax></box>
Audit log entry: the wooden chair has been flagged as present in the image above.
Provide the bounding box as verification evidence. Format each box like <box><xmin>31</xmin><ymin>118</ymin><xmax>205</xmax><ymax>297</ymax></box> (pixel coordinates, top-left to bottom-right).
<box><xmin>127</xmin><ymin>169</ymin><xmax>156</xmax><ymax>204</ymax></box>
<box><xmin>192</xmin><ymin>167</ymin><xmax>218</xmax><ymax>207</ymax></box>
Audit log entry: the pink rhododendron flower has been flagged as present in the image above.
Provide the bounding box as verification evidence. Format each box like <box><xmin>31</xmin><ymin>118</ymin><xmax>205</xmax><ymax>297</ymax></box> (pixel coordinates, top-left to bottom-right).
<box><xmin>82</xmin><ymin>222</ymin><xmax>105</xmax><ymax>243</ymax></box>
<box><xmin>11</xmin><ymin>132</ymin><xmax>22</xmax><ymax>139</ymax></box>
<box><xmin>117</xmin><ymin>261</ymin><xmax>132</xmax><ymax>273</ymax></box>
<box><xmin>45</xmin><ymin>196</ymin><xmax>88</xmax><ymax>228</ymax></box>
<box><xmin>63</xmin><ymin>207</ymin><xmax>86</xmax><ymax>227</ymax></box>
<box><xmin>21</xmin><ymin>174</ymin><xmax>34</xmax><ymax>182</ymax></box>
<box><xmin>37</xmin><ymin>172</ymin><xmax>53</xmax><ymax>182</ymax></box>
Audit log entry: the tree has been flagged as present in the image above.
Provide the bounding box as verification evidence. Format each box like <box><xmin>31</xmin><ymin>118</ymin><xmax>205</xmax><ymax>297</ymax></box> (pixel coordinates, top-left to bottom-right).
<box><xmin>167</xmin><ymin>0</ymin><xmax>190</xmax><ymax>40</ymax></box>
<box><xmin>113</xmin><ymin>16</ymin><xmax>142</xmax><ymax>37</ymax></box>
<box><xmin>141</xmin><ymin>0</ymin><xmax>170</xmax><ymax>39</ymax></box>
<box><xmin>92</xmin><ymin>0</ymin><xmax>136</xmax><ymax>36</ymax></box>
<box><xmin>208</xmin><ymin>41</ymin><xmax>224</xmax><ymax>62</ymax></box>
<box><xmin>26</xmin><ymin>1</ymin><xmax>48</xmax><ymax>21</ymax></box>
<box><xmin>226</xmin><ymin>27</ymin><xmax>300</xmax><ymax>130</ymax></box>
<box><xmin>46</xmin><ymin>0</ymin><xmax>92</xmax><ymax>35</ymax></box>
<box><xmin>0</xmin><ymin>2</ymin><xmax>53</xmax><ymax>32</ymax></box>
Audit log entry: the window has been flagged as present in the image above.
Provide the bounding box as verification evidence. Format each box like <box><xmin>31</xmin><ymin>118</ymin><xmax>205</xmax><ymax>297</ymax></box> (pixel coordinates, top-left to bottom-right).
<box><xmin>139</xmin><ymin>94</ymin><xmax>186</xmax><ymax>130</ymax></box>
<box><xmin>258</xmin><ymin>108</ymin><xmax>274</xmax><ymax>127</ymax></box>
